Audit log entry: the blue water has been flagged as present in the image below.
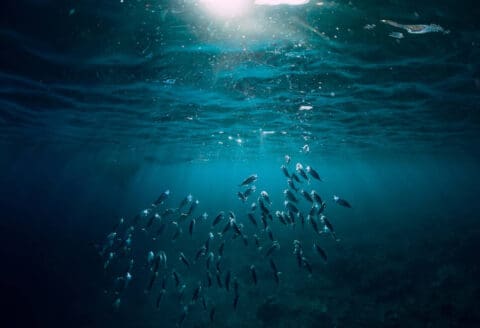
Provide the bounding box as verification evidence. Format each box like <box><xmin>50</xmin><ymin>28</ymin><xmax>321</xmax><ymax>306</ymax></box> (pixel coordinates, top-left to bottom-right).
<box><xmin>1</xmin><ymin>0</ymin><xmax>480</xmax><ymax>327</ymax></box>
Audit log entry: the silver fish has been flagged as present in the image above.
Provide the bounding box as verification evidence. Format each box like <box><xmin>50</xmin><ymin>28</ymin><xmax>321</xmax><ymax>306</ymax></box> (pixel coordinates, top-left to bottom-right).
<box><xmin>153</xmin><ymin>189</ymin><xmax>170</xmax><ymax>206</ymax></box>
<box><xmin>250</xmin><ymin>265</ymin><xmax>257</xmax><ymax>285</ymax></box>
<box><xmin>301</xmin><ymin>190</ymin><xmax>313</xmax><ymax>203</ymax></box>
<box><xmin>281</xmin><ymin>165</ymin><xmax>290</xmax><ymax>178</ymax></box>
<box><xmin>239</xmin><ymin>174</ymin><xmax>258</xmax><ymax>186</ymax></box>
<box><xmin>313</xmin><ymin>242</ymin><xmax>327</xmax><ymax>262</ymax></box>
<box><xmin>333</xmin><ymin>195</ymin><xmax>352</xmax><ymax>208</ymax></box>
<box><xmin>306</xmin><ymin>165</ymin><xmax>322</xmax><ymax>181</ymax></box>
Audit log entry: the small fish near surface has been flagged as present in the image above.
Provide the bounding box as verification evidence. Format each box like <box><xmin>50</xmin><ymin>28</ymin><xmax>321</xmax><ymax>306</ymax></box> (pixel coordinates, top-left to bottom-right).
<box><xmin>381</xmin><ymin>19</ymin><xmax>449</xmax><ymax>34</ymax></box>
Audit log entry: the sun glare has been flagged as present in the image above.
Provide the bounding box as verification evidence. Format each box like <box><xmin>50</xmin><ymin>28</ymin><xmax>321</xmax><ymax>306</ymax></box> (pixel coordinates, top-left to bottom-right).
<box><xmin>199</xmin><ymin>0</ymin><xmax>252</xmax><ymax>18</ymax></box>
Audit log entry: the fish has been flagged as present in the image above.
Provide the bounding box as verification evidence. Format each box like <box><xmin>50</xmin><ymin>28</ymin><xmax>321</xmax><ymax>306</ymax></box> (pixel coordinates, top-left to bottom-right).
<box><xmin>191</xmin><ymin>283</ymin><xmax>202</xmax><ymax>304</ymax></box>
<box><xmin>306</xmin><ymin>166</ymin><xmax>322</xmax><ymax>181</ymax></box>
<box><xmin>276</xmin><ymin>211</ymin><xmax>287</xmax><ymax>225</ymax></box>
<box><xmin>177</xmin><ymin>305</ymin><xmax>188</xmax><ymax>327</ymax></box>
<box><xmin>146</xmin><ymin>271</ymin><xmax>158</xmax><ymax>293</ymax></box>
<box><xmin>145</xmin><ymin>213</ymin><xmax>159</xmax><ymax>229</ymax></box>
<box><xmin>313</xmin><ymin>242</ymin><xmax>327</xmax><ymax>263</ymax></box>
<box><xmin>153</xmin><ymin>189</ymin><xmax>170</xmax><ymax>206</ymax></box>
<box><xmin>161</xmin><ymin>274</ymin><xmax>168</xmax><ymax>289</ymax></box>
<box><xmin>239</xmin><ymin>174</ymin><xmax>258</xmax><ymax>186</ymax></box>
<box><xmin>233</xmin><ymin>295</ymin><xmax>239</xmax><ymax>310</ymax></box>
<box><xmin>152</xmin><ymin>254</ymin><xmax>161</xmax><ymax>273</ymax></box>
<box><xmin>300</xmin><ymin>190</ymin><xmax>313</xmax><ymax>203</ymax></box>
<box><xmin>287</xmin><ymin>179</ymin><xmax>299</xmax><ymax>192</ymax></box>
<box><xmin>266</xmin><ymin>226</ymin><xmax>274</xmax><ymax>242</ymax></box>
<box><xmin>221</xmin><ymin>219</ymin><xmax>232</xmax><ymax>235</ymax></box>
<box><xmin>186</xmin><ymin>199</ymin><xmax>199</xmax><ymax>215</ymax></box>
<box><xmin>260</xmin><ymin>214</ymin><xmax>268</xmax><ymax>229</ymax></box>
<box><xmin>269</xmin><ymin>259</ymin><xmax>281</xmax><ymax>285</ymax></box>
<box><xmin>155</xmin><ymin>222</ymin><xmax>167</xmax><ymax>236</ymax></box>
<box><xmin>158</xmin><ymin>251</ymin><xmax>167</xmax><ymax>268</ymax></box>
<box><xmin>233</xmin><ymin>278</ymin><xmax>240</xmax><ymax>310</ymax></box>
<box><xmin>250</xmin><ymin>202</ymin><xmax>257</xmax><ymax>212</ymax></box>
<box><xmin>212</xmin><ymin>212</ymin><xmax>224</xmax><ymax>227</ymax></box>
<box><xmin>318</xmin><ymin>202</ymin><xmax>327</xmax><ymax>214</ymax></box>
<box><xmin>156</xmin><ymin>289</ymin><xmax>166</xmax><ymax>308</ymax></box>
<box><xmin>311</xmin><ymin>190</ymin><xmax>322</xmax><ymax>204</ymax></box>
<box><xmin>215</xmin><ymin>256</ymin><xmax>222</xmax><ymax>273</ymax></box>
<box><xmin>233</xmin><ymin>276</ymin><xmax>239</xmax><ymax>296</ymax></box>
<box><xmin>253</xmin><ymin>234</ymin><xmax>262</xmax><ymax>250</ymax></box>
<box><xmin>243</xmin><ymin>186</ymin><xmax>256</xmax><ymax>199</ymax></box>
<box><xmin>242</xmin><ymin>234</ymin><xmax>249</xmax><ymax>247</ymax></box>
<box><xmin>194</xmin><ymin>245</ymin><xmax>205</xmax><ymax>262</ymax></box>
<box><xmin>147</xmin><ymin>251</ymin><xmax>155</xmax><ymax>267</ymax></box>
<box><xmin>225</xmin><ymin>270</ymin><xmax>231</xmax><ymax>291</ymax></box>
<box><xmin>113</xmin><ymin>298</ymin><xmax>121</xmax><ymax>310</ymax></box>
<box><xmin>309</xmin><ymin>215</ymin><xmax>321</xmax><ymax>235</ymax></box>
<box><xmin>281</xmin><ymin>165</ymin><xmax>290</xmax><ymax>178</ymax></box>
<box><xmin>209</xmin><ymin>307</ymin><xmax>216</xmax><ymax>322</ymax></box>
<box><xmin>172</xmin><ymin>270</ymin><xmax>181</xmax><ymax>287</ymax></box>
<box><xmin>266</xmin><ymin>241</ymin><xmax>280</xmax><ymax>256</ymax></box>
<box><xmin>258</xmin><ymin>198</ymin><xmax>269</xmax><ymax>215</ymax></box>
<box><xmin>179</xmin><ymin>252</ymin><xmax>190</xmax><ymax>268</ymax></box>
<box><xmin>204</xmin><ymin>232</ymin><xmax>214</xmax><ymax>253</ymax></box>
<box><xmin>250</xmin><ymin>265</ymin><xmax>257</xmax><ymax>285</ymax></box>
<box><xmin>321</xmin><ymin>215</ymin><xmax>339</xmax><ymax>241</ymax></box>
<box><xmin>293</xmin><ymin>240</ymin><xmax>304</xmax><ymax>268</ymax></box>
<box><xmin>178</xmin><ymin>194</ymin><xmax>193</xmax><ymax>210</ymax></box>
<box><xmin>247</xmin><ymin>213</ymin><xmax>258</xmax><ymax>227</ymax></box>
<box><xmin>237</xmin><ymin>192</ymin><xmax>247</xmax><ymax>202</ymax></box>
<box><xmin>206</xmin><ymin>271</ymin><xmax>213</xmax><ymax>287</ymax></box>
<box><xmin>291</xmin><ymin>173</ymin><xmax>300</xmax><ymax>183</ymax></box>
<box><xmin>284</xmin><ymin>201</ymin><xmax>299</xmax><ymax>214</ymax></box>
<box><xmin>284</xmin><ymin>189</ymin><xmax>298</xmax><ymax>203</ymax></box>
<box><xmin>171</xmin><ymin>222</ymin><xmax>182</xmax><ymax>241</ymax></box>
<box><xmin>201</xmin><ymin>296</ymin><xmax>208</xmax><ymax>311</ymax></box>
<box><xmin>232</xmin><ymin>220</ymin><xmax>243</xmax><ymax>236</ymax></box>
<box><xmin>333</xmin><ymin>195</ymin><xmax>352</xmax><ymax>208</ymax></box>
<box><xmin>218</xmin><ymin>240</ymin><xmax>225</xmax><ymax>256</ymax></box>
<box><xmin>381</xmin><ymin>19</ymin><xmax>447</xmax><ymax>34</ymax></box>
<box><xmin>301</xmin><ymin>256</ymin><xmax>313</xmax><ymax>275</ymax></box>
<box><xmin>215</xmin><ymin>270</ymin><xmax>223</xmax><ymax>288</ymax></box>
<box><xmin>206</xmin><ymin>252</ymin><xmax>214</xmax><ymax>270</ymax></box>
<box><xmin>178</xmin><ymin>284</ymin><xmax>187</xmax><ymax>303</ymax></box>
<box><xmin>299</xmin><ymin>212</ymin><xmax>305</xmax><ymax>229</ymax></box>
<box><xmin>260</xmin><ymin>190</ymin><xmax>272</xmax><ymax>204</ymax></box>
<box><xmin>296</xmin><ymin>163</ymin><xmax>309</xmax><ymax>181</ymax></box>
<box><xmin>285</xmin><ymin>155</ymin><xmax>291</xmax><ymax>164</ymax></box>
<box><xmin>188</xmin><ymin>218</ymin><xmax>195</xmax><ymax>236</ymax></box>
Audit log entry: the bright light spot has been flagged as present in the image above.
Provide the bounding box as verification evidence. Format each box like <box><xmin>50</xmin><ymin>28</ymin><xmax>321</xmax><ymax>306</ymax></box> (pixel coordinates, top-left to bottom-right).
<box><xmin>255</xmin><ymin>0</ymin><xmax>310</xmax><ymax>5</ymax></box>
<box><xmin>299</xmin><ymin>105</ymin><xmax>313</xmax><ymax>111</ymax></box>
<box><xmin>200</xmin><ymin>0</ymin><xmax>251</xmax><ymax>18</ymax></box>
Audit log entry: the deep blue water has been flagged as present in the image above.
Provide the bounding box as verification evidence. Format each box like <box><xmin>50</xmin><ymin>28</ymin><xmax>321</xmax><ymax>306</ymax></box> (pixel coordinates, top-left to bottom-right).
<box><xmin>1</xmin><ymin>1</ymin><xmax>480</xmax><ymax>327</ymax></box>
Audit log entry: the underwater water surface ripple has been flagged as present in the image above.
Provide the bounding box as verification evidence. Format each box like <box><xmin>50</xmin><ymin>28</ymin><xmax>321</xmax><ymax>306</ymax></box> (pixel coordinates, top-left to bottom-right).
<box><xmin>1</xmin><ymin>0</ymin><xmax>479</xmax><ymax>160</ymax></box>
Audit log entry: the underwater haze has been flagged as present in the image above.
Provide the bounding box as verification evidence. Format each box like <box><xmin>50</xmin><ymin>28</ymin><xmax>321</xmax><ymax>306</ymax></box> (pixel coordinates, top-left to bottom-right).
<box><xmin>1</xmin><ymin>0</ymin><xmax>480</xmax><ymax>327</ymax></box>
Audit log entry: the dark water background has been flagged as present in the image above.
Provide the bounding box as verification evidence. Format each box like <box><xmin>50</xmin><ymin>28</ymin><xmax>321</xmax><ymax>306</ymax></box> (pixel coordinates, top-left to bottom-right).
<box><xmin>1</xmin><ymin>0</ymin><xmax>480</xmax><ymax>327</ymax></box>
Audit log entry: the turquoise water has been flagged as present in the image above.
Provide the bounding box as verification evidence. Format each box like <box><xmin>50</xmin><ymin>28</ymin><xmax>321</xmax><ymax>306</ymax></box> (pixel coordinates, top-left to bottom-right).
<box><xmin>1</xmin><ymin>0</ymin><xmax>480</xmax><ymax>327</ymax></box>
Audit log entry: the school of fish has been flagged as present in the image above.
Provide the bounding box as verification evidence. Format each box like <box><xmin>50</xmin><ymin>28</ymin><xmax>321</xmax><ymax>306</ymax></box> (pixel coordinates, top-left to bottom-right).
<box><xmin>98</xmin><ymin>156</ymin><xmax>352</xmax><ymax>327</ymax></box>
